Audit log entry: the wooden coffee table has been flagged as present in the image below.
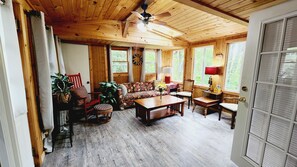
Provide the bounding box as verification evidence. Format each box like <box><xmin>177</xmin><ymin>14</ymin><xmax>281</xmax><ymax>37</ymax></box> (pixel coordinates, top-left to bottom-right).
<box><xmin>134</xmin><ymin>95</ymin><xmax>186</xmax><ymax>125</ymax></box>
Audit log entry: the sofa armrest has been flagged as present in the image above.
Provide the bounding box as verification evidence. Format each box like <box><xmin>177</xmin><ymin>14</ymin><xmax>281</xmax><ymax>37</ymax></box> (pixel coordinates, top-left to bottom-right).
<box><xmin>116</xmin><ymin>88</ymin><xmax>124</xmax><ymax>110</ymax></box>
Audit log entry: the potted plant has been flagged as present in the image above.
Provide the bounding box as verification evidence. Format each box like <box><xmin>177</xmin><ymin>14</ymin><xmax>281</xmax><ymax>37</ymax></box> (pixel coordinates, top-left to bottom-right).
<box><xmin>98</xmin><ymin>82</ymin><xmax>119</xmax><ymax>107</ymax></box>
<box><xmin>51</xmin><ymin>73</ymin><xmax>73</xmax><ymax>103</ymax></box>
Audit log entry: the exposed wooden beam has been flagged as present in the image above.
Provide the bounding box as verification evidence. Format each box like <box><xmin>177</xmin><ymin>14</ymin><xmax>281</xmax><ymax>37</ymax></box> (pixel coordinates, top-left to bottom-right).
<box><xmin>172</xmin><ymin>0</ymin><xmax>249</xmax><ymax>26</ymax></box>
<box><xmin>52</xmin><ymin>20</ymin><xmax>121</xmax><ymax>26</ymax></box>
<box><xmin>122</xmin><ymin>21</ymin><xmax>130</xmax><ymax>38</ymax></box>
<box><xmin>53</xmin><ymin>24</ymin><xmax>188</xmax><ymax>47</ymax></box>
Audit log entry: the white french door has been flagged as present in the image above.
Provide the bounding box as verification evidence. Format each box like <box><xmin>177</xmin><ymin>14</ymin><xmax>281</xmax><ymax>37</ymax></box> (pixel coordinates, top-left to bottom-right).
<box><xmin>231</xmin><ymin>1</ymin><xmax>297</xmax><ymax>167</ymax></box>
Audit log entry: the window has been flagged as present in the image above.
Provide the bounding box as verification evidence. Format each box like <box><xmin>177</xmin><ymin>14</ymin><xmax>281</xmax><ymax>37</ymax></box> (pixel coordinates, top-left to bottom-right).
<box><xmin>224</xmin><ymin>41</ymin><xmax>246</xmax><ymax>92</ymax></box>
<box><xmin>111</xmin><ymin>50</ymin><xmax>128</xmax><ymax>73</ymax></box>
<box><xmin>145</xmin><ymin>50</ymin><xmax>156</xmax><ymax>73</ymax></box>
<box><xmin>172</xmin><ymin>50</ymin><xmax>184</xmax><ymax>82</ymax></box>
<box><xmin>193</xmin><ymin>45</ymin><xmax>214</xmax><ymax>85</ymax></box>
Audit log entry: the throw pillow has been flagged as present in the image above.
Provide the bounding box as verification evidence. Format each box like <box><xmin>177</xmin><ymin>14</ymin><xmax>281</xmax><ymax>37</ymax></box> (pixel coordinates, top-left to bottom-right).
<box><xmin>119</xmin><ymin>84</ymin><xmax>128</xmax><ymax>96</ymax></box>
<box><xmin>71</xmin><ymin>86</ymin><xmax>91</xmax><ymax>106</ymax></box>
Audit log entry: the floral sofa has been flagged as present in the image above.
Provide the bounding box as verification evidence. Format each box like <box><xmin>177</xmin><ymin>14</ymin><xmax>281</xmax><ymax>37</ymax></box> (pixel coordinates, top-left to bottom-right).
<box><xmin>117</xmin><ymin>81</ymin><xmax>169</xmax><ymax>109</ymax></box>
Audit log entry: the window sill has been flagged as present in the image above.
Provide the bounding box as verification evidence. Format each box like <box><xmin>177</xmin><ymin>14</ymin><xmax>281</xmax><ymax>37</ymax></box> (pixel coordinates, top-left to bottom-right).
<box><xmin>223</xmin><ymin>90</ymin><xmax>239</xmax><ymax>96</ymax></box>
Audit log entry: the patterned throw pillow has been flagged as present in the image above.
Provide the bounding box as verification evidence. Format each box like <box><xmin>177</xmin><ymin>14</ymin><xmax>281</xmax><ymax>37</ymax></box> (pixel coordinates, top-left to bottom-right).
<box><xmin>133</xmin><ymin>82</ymin><xmax>142</xmax><ymax>92</ymax></box>
<box><xmin>123</xmin><ymin>83</ymin><xmax>133</xmax><ymax>93</ymax></box>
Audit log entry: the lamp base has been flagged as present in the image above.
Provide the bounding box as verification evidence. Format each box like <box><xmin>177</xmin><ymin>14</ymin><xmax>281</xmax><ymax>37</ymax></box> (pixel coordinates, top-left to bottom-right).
<box><xmin>165</xmin><ymin>76</ymin><xmax>171</xmax><ymax>84</ymax></box>
<box><xmin>208</xmin><ymin>76</ymin><xmax>213</xmax><ymax>92</ymax></box>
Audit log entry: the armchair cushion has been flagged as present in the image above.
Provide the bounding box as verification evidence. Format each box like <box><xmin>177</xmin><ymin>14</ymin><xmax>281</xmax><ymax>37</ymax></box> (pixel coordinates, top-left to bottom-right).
<box><xmin>176</xmin><ymin>91</ymin><xmax>192</xmax><ymax>97</ymax></box>
<box><xmin>71</xmin><ymin>86</ymin><xmax>91</xmax><ymax>106</ymax></box>
<box><xmin>220</xmin><ymin>103</ymin><xmax>238</xmax><ymax>112</ymax></box>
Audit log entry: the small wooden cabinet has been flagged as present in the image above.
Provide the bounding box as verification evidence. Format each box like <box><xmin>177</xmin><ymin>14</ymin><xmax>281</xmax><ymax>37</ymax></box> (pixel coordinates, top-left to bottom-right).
<box><xmin>202</xmin><ymin>90</ymin><xmax>222</xmax><ymax>101</ymax></box>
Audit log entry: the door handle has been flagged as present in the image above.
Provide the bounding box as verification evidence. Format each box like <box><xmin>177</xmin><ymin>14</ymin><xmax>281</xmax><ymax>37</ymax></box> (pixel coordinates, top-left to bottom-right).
<box><xmin>238</xmin><ymin>97</ymin><xmax>246</xmax><ymax>102</ymax></box>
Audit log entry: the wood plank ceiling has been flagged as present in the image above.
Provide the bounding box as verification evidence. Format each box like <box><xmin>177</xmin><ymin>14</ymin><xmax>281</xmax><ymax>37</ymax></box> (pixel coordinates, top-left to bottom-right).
<box><xmin>26</xmin><ymin>0</ymin><xmax>287</xmax><ymax>48</ymax></box>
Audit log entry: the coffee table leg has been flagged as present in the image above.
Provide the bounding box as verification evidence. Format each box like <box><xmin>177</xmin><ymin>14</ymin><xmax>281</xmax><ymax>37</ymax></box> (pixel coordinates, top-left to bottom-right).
<box><xmin>146</xmin><ymin>110</ymin><xmax>151</xmax><ymax>125</ymax></box>
<box><xmin>181</xmin><ymin>103</ymin><xmax>184</xmax><ymax>116</ymax></box>
<box><xmin>135</xmin><ymin>104</ymin><xmax>139</xmax><ymax>118</ymax></box>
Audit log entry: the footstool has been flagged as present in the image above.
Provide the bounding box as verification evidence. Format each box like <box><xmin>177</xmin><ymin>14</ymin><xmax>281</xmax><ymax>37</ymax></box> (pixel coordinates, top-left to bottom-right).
<box><xmin>94</xmin><ymin>104</ymin><xmax>113</xmax><ymax>122</ymax></box>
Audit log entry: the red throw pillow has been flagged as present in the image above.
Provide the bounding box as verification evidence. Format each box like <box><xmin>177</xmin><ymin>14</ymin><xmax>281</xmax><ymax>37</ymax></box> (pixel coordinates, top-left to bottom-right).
<box><xmin>71</xmin><ymin>86</ymin><xmax>91</xmax><ymax>106</ymax></box>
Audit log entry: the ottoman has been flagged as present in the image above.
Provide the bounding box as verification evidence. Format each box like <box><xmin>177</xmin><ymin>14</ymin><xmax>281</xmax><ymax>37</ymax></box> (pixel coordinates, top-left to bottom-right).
<box><xmin>94</xmin><ymin>104</ymin><xmax>113</xmax><ymax>122</ymax></box>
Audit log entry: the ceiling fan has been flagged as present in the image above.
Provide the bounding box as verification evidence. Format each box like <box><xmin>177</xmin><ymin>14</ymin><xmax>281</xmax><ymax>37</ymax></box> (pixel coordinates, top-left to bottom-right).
<box><xmin>130</xmin><ymin>0</ymin><xmax>171</xmax><ymax>31</ymax></box>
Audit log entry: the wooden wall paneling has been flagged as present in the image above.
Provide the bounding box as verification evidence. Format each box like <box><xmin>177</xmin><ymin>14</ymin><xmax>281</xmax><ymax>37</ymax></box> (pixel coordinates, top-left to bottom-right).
<box><xmin>13</xmin><ymin>2</ymin><xmax>44</xmax><ymax>166</ymax></box>
<box><xmin>113</xmin><ymin>73</ymin><xmax>129</xmax><ymax>84</ymax></box>
<box><xmin>89</xmin><ymin>45</ymin><xmax>108</xmax><ymax>91</ymax></box>
<box><xmin>184</xmin><ymin>47</ymin><xmax>193</xmax><ymax>80</ymax></box>
<box><xmin>132</xmin><ymin>48</ymin><xmax>142</xmax><ymax>82</ymax></box>
<box><xmin>145</xmin><ymin>73</ymin><xmax>156</xmax><ymax>82</ymax></box>
<box><xmin>161</xmin><ymin>50</ymin><xmax>172</xmax><ymax>67</ymax></box>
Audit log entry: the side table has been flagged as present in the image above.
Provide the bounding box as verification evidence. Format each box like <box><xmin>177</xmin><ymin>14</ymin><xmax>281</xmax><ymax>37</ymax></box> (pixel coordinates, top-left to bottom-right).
<box><xmin>192</xmin><ymin>91</ymin><xmax>222</xmax><ymax>117</ymax></box>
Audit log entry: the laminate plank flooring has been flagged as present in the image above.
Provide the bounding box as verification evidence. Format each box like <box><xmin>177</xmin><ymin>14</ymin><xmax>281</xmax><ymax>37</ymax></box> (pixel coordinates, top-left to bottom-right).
<box><xmin>43</xmin><ymin>106</ymin><xmax>237</xmax><ymax>167</ymax></box>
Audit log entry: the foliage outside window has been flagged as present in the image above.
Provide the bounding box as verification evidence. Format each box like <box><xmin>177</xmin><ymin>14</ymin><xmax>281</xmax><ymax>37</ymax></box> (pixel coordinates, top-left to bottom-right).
<box><xmin>145</xmin><ymin>50</ymin><xmax>156</xmax><ymax>73</ymax></box>
<box><xmin>224</xmin><ymin>41</ymin><xmax>246</xmax><ymax>92</ymax></box>
<box><xmin>172</xmin><ymin>50</ymin><xmax>184</xmax><ymax>82</ymax></box>
<box><xmin>193</xmin><ymin>45</ymin><xmax>214</xmax><ymax>85</ymax></box>
<box><xmin>111</xmin><ymin>50</ymin><xmax>128</xmax><ymax>73</ymax></box>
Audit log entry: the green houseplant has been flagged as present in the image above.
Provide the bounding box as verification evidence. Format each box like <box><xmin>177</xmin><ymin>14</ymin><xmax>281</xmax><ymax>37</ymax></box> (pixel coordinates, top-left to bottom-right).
<box><xmin>51</xmin><ymin>73</ymin><xmax>73</xmax><ymax>103</ymax></box>
<box><xmin>99</xmin><ymin>82</ymin><xmax>118</xmax><ymax>107</ymax></box>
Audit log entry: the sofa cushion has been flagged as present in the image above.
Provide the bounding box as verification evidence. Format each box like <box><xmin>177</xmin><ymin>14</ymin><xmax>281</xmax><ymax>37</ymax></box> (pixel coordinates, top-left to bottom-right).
<box><xmin>132</xmin><ymin>82</ymin><xmax>142</xmax><ymax>92</ymax></box>
<box><xmin>123</xmin><ymin>83</ymin><xmax>134</xmax><ymax>93</ymax></box>
<box><xmin>123</xmin><ymin>90</ymin><xmax>169</xmax><ymax>101</ymax></box>
<box><xmin>71</xmin><ymin>86</ymin><xmax>91</xmax><ymax>106</ymax></box>
<box><xmin>144</xmin><ymin>82</ymin><xmax>154</xmax><ymax>91</ymax></box>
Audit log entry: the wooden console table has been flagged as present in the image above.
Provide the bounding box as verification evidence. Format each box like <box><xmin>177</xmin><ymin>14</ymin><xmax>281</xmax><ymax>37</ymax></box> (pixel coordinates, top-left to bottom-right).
<box><xmin>192</xmin><ymin>90</ymin><xmax>222</xmax><ymax>117</ymax></box>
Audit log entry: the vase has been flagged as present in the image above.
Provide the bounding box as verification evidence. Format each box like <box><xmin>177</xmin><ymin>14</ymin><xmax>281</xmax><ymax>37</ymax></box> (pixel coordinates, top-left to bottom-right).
<box><xmin>160</xmin><ymin>91</ymin><xmax>163</xmax><ymax>100</ymax></box>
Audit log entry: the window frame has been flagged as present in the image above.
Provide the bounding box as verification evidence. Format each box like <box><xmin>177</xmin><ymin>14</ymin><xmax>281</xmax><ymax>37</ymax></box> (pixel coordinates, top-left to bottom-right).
<box><xmin>192</xmin><ymin>45</ymin><xmax>215</xmax><ymax>86</ymax></box>
<box><xmin>111</xmin><ymin>47</ymin><xmax>129</xmax><ymax>74</ymax></box>
<box><xmin>144</xmin><ymin>49</ymin><xmax>157</xmax><ymax>74</ymax></box>
<box><xmin>223</xmin><ymin>40</ymin><xmax>246</xmax><ymax>93</ymax></box>
<box><xmin>171</xmin><ymin>49</ymin><xmax>185</xmax><ymax>83</ymax></box>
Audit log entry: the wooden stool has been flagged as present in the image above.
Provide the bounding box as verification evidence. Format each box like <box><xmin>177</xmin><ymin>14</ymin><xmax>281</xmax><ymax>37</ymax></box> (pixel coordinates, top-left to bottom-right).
<box><xmin>192</xmin><ymin>97</ymin><xmax>219</xmax><ymax>118</ymax></box>
<box><xmin>94</xmin><ymin>104</ymin><xmax>113</xmax><ymax>122</ymax></box>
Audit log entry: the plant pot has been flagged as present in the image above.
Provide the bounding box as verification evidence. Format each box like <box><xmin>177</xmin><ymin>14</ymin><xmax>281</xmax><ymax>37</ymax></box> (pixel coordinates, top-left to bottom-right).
<box><xmin>57</xmin><ymin>93</ymin><xmax>71</xmax><ymax>104</ymax></box>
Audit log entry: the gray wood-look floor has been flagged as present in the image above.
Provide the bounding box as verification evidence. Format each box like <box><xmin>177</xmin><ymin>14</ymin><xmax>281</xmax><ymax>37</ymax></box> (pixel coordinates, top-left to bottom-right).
<box><xmin>43</xmin><ymin>106</ymin><xmax>237</xmax><ymax>167</ymax></box>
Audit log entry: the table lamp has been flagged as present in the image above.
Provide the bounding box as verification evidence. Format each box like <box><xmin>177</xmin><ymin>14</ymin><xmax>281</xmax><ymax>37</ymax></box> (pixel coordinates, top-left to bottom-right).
<box><xmin>162</xmin><ymin>67</ymin><xmax>172</xmax><ymax>84</ymax></box>
<box><xmin>205</xmin><ymin>66</ymin><xmax>219</xmax><ymax>91</ymax></box>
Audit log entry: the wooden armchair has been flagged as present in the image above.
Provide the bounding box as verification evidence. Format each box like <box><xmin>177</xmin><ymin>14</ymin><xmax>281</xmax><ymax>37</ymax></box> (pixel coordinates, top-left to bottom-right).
<box><xmin>67</xmin><ymin>73</ymin><xmax>100</xmax><ymax>121</ymax></box>
<box><xmin>176</xmin><ymin>79</ymin><xmax>194</xmax><ymax>109</ymax></box>
<box><xmin>219</xmin><ymin>96</ymin><xmax>239</xmax><ymax>129</ymax></box>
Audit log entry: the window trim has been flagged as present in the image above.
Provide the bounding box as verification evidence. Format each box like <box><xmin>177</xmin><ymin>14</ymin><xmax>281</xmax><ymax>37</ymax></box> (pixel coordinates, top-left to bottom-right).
<box><xmin>223</xmin><ymin>40</ymin><xmax>246</xmax><ymax>93</ymax></box>
<box><xmin>192</xmin><ymin>45</ymin><xmax>214</xmax><ymax>86</ymax></box>
<box><xmin>111</xmin><ymin>48</ymin><xmax>129</xmax><ymax>74</ymax></box>
<box><xmin>171</xmin><ymin>49</ymin><xmax>185</xmax><ymax>82</ymax></box>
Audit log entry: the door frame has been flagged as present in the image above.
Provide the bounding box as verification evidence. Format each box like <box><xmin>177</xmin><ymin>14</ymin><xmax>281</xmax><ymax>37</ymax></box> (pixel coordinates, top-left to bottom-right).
<box><xmin>0</xmin><ymin>34</ymin><xmax>21</xmax><ymax>167</ymax></box>
<box><xmin>231</xmin><ymin>1</ymin><xmax>297</xmax><ymax>166</ymax></box>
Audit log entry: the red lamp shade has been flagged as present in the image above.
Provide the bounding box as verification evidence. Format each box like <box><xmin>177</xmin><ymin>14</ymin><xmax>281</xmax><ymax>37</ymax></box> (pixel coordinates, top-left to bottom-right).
<box><xmin>205</xmin><ymin>67</ymin><xmax>219</xmax><ymax>75</ymax></box>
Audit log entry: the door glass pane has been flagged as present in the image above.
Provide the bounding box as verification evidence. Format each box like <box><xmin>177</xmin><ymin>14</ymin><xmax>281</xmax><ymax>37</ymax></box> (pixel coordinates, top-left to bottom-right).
<box><xmin>289</xmin><ymin>124</ymin><xmax>297</xmax><ymax>157</ymax></box>
<box><xmin>286</xmin><ymin>156</ymin><xmax>297</xmax><ymax>167</ymax></box>
<box><xmin>283</xmin><ymin>16</ymin><xmax>297</xmax><ymax>51</ymax></box>
<box><xmin>263</xmin><ymin>144</ymin><xmax>284</xmax><ymax>167</ymax></box>
<box><xmin>250</xmin><ymin>110</ymin><xmax>269</xmax><ymax>139</ymax></box>
<box><xmin>267</xmin><ymin>116</ymin><xmax>290</xmax><ymax>149</ymax></box>
<box><xmin>262</xmin><ymin>20</ymin><xmax>283</xmax><ymax>52</ymax></box>
<box><xmin>254</xmin><ymin>83</ymin><xmax>273</xmax><ymax>112</ymax></box>
<box><xmin>258</xmin><ymin>54</ymin><xmax>278</xmax><ymax>82</ymax></box>
<box><xmin>277</xmin><ymin>53</ymin><xmax>297</xmax><ymax>85</ymax></box>
<box><xmin>272</xmin><ymin>86</ymin><xmax>297</xmax><ymax>119</ymax></box>
<box><xmin>246</xmin><ymin>135</ymin><xmax>264</xmax><ymax>164</ymax></box>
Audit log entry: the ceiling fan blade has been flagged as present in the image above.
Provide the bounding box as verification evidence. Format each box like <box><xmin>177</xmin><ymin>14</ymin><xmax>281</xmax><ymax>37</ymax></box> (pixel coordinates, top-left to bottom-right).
<box><xmin>131</xmin><ymin>11</ymin><xmax>144</xmax><ymax>20</ymax></box>
<box><xmin>153</xmin><ymin>12</ymin><xmax>171</xmax><ymax>19</ymax></box>
<box><xmin>151</xmin><ymin>20</ymin><xmax>167</xmax><ymax>25</ymax></box>
<box><xmin>144</xmin><ymin>0</ymin><xmax>154</xmax><ymax>5</ymax></box>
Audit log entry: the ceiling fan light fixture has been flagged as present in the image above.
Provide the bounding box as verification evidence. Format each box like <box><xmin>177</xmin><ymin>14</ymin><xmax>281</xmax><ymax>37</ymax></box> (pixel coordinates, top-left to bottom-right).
<box><xmin>137</xmin><ymin>21</ymin><xmax>147</xmax><ymax>32</ymax></box>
